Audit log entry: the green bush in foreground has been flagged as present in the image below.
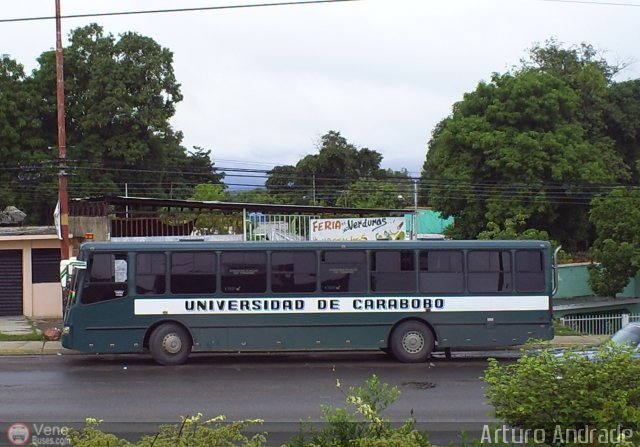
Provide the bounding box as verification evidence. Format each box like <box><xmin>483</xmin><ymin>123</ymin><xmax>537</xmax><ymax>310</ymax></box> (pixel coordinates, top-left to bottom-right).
<box><xmin>484</xmin><ymin>343</ymin><xmax>640</xmax><ymax>446</ymax></box>
<box><xmin>66</xmin><ymin>375</ymin><xmax>429</xmax><ymax>447</ymax></box>
<box><xmin>284</xmin><ymin>375</ymin><xmax>431</xmax><ymax>447</ymax></box>
<box><xmin>67</xmin><ymin>415</ymin><xmax>266</xmax><ymax>447</ymax></box>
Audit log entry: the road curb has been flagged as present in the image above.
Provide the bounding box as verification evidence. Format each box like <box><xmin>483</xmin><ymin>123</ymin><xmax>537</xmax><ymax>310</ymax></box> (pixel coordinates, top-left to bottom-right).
<box><xmin>0</xmin><ymin>340</ymin><xmax>78</xmax><ymax>355</ymax></box>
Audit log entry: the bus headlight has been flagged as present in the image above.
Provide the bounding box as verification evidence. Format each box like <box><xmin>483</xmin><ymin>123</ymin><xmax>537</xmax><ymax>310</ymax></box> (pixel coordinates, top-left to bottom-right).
<box><xmin>63</xmin><ymin>326</ymin><xmax>70</xmax><ymax>335</ymax></box>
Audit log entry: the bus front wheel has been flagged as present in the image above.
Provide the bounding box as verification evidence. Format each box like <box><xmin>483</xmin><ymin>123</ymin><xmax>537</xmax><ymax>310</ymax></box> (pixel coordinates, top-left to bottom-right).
<box><xmin>390</xmin><ymin>321</ymin><xmax>434</xmax><ymax>363</ymax></box>
<box><xmin>149</xmin><ymin>323</ymin><xmax>192</xmax><ymax>366</ymax></box>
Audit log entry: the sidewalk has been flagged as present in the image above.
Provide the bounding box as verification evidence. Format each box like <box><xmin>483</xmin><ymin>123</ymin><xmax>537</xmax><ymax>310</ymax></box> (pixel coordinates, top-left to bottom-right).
<box><xmin>0</xmin><ymin>316</ymin><xmax>67</xmax><ymax>355</ymax></box>
<box><xmin>0</xmin><ymin>316</ymin><xmax>610</xmax><ymax>356</ymax></box>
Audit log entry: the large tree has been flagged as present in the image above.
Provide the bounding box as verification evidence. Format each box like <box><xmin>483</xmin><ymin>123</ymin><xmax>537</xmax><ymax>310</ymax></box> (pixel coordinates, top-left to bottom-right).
<box><xmin>422</xmin><ymin>41</ymin><xmax>630</xmax><ymax>251</ymax></box>
<box><xmin>0</xmin><ymin>57</ymin><xmax>51</xmax><ymax>223</ymax></box>
<box><xmin>266</xmin><ymin>131</ymin><xmax>385</xmax><ymax>206</ymax></box>
<box><xmin>6</xmin><ymin>24</ymin><xmax>222</xmax><ymax>223</ymax></box>
<box><xmin>335</xmin><ymin>169</ymin><xmax>413</xmax><ymax>209</ymax></box>
<box><xmin>588</xmin><ymin>188</ymin><xmax>640</xmax><ymax>297</ymax></box>
<box><xmin>605</xmin><ymin>79</ymin><xmax>640</xmax><ymax>184</ymax></box>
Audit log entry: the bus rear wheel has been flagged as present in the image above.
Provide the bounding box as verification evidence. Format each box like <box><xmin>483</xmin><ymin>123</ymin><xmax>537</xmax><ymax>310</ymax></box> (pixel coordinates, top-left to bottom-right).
<box><xmin>390</xmin><ymin>321</ymin><xmax>434</xmax><ymax>363</ymax></box>
<box><xmin>149</xmin><ymin>323</ymin><xmax>192</xmax><ymax>366</ymax></box>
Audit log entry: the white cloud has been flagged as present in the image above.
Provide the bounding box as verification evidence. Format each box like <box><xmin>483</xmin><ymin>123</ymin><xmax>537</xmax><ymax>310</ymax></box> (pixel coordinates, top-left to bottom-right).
<box><xmin>1</xmin><ymin>0</ymin><xmax>639</xmax><ymax>184</ymax></box>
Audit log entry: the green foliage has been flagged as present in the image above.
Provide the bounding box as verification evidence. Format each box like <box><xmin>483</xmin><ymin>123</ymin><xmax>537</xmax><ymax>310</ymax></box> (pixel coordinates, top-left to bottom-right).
<box><xmin>484</xmin><ymin>344</ymin><xmax>640</xmax><ymax>446</ymax></box>
<box><xmin>605</xmin><ymin>80</ymin><xmax>640</xmax><ymax>184</ymax></box>
<box><xmin>230</xmin><ymin>188</ymin><xmax>280</xmax><ymax>204</ymax></box>
<box><xmin>552</xmin><ymin>321</ymin><xmax>583</xmax><ymax>336</ymax></box>
<box><xmin>520</xmin><ymin>38</ymin><xmax>622</xmax><ymax>83</ymax></box>
<box><xmin>478</xmin><ymin>215</ymin><xmax>551</xmax><ymax>241</ymax></box>
<box><xmin>588</xmin><ymin>188</ymin><xmax>640</xmax><ymax>297</ymax></box>
<box><xmin>588</xmin><ymin>240</ymin><xmax>638</xmax><ymax>298</ymax></box>
<box><xmin>477</xmin><ymin>216</ymin><xmax>572</xmax><ymax>261</ymax></box>
<box><xmin>0</xmin><ymin>56</ymin><xmax>52</xmax><ymax>223</ymax></box>
<box><xmin>422</xmin><ymin>40</ymin><xmax>631</xmax><ymax>251</ymax></box>
<box><xmin>335</xmin><ymin>177</ymin><xmax>407</xmax><ymax>209</ymax></box>
<box><xmin>66</xmin><ymin>376</ymin><xmax>430</xmax><ymax>447</ymax></box>
<box><xmin>191</xmin><ymin>183</ymin><xmax>228</xmax><ymax>201</ymax></box>
<box><xmin>67</xmin><ymin>418</ymin><xmax>132</xmax><ymax>447</ymax></box>
<box><xmin>0</xmin><ymin>25</ymin><xmax>223</xmax><ymax>224</ymax></box>
<box><xmin>285</xmin><ymin>374</ymin><xmax>430</xmax><ymax>447</ymax></box>
<box><xmin>68</xmin><ymin>415</ymin><xmax>266</xmax><ymax>447</ymax></box>
<box><xmin>267</xmin><ymin>131</ymin><xmax>385</xmax><ymax>206</ymax></box>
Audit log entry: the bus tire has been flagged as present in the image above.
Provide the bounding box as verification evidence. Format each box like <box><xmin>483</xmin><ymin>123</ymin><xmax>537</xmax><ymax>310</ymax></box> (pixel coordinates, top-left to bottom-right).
<box><xmin>390</xmin><ymin>321</ymin><xmax>434</xmax><ymax>363</ymax></box>
<box><xmin>149</xmin><ymin>323</ymin><xmax>192</xmax><ymax>366</ymax></box>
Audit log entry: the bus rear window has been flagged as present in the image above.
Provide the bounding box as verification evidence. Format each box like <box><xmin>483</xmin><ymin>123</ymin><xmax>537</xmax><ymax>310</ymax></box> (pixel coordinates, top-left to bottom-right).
<box><xmin>515</xmin><ymin>250</ymin><xmax>545</xmax><ymax>292</ymax></box>
<box><xmin>171</xmin><ymin>252</ymin><xmax>216</xmax><ymax>294</ymax></box>
<box><xmin>320</xmin><ymin>250</ymin><xmax>366</xmax><ymax>293</ymax></box>
<box><xmin>221</xmin><ymin>251</ymin><xmax>266</xmax><ymax>293</ymax></box>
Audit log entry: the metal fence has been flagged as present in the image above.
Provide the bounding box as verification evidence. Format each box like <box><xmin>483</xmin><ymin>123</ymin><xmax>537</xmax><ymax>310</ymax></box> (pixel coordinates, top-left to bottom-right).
<box><xmin>559</xmin><ymin>313</ymin><xmax>640</xmax><ymax>335</ymax></box>
<box><xmin>245</xmin><ymin>213</ymin><xmax>317</xmax><ymax>241</ymax></box>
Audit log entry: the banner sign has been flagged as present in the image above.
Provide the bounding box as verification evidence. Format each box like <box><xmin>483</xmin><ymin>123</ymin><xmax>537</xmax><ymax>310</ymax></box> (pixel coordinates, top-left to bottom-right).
<box><xmin>309</xmin><ymin>217</ymin><xmax>406</xmax><ymax>241</ymax></box>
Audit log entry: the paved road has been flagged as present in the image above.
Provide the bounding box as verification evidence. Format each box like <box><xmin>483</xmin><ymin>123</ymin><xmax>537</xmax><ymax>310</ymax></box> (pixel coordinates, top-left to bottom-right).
<box><xmin>0</xmin><ymin>352</ymin><xmax>499</xmax><ymax>445</ymax></box>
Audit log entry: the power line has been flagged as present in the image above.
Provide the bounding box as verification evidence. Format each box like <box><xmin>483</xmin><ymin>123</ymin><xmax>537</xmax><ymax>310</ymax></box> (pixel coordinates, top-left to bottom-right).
<box><xmin>0</xmin><ymin>0</ymin><xmax>361</xmax><ymax>24</ymax></box>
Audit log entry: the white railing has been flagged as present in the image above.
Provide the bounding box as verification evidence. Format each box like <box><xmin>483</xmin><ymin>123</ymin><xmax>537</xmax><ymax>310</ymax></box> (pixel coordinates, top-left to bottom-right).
<box><xmin>560</xmin><ymin>313</ymin><xmax>640</xmax><ymax>335</ymax></box>
<box><xmin>245</xmin><ymin>214</ymin><xmax>317</xmax><ymax>241</ymax></box>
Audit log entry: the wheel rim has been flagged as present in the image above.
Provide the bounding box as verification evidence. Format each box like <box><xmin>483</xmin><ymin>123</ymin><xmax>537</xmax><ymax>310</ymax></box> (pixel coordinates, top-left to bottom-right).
<box><xmin>162</xmin><ymin>332</ymin><xmax>183</xmax><ymax>354</ymax></box>
<box><xmin>402</xmin><ymin>330</ymin><xmax>425</xmax><ymax>354</ymax></box>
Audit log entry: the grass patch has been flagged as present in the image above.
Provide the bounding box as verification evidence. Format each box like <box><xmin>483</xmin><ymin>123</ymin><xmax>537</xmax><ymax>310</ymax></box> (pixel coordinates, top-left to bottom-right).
<box><xmin>0</xmin><ymin>331</ymin><xmax>45</xmax><ymax>342</ymax></box>
<box><xmin>0</xmin><ymin>318</ymin><xmax>45</xmax><ymax>341</ymax></box>
<box><xmin>553</xmin><ymin>321</ymin><xmax>583</xmax><ymax>336</ymax></box>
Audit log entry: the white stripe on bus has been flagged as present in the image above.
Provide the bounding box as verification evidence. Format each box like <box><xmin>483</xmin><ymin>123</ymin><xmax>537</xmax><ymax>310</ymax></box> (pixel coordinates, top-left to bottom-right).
<box><xmin>134</xmin><ymin>296</ymin><xmax>549</xmax><ymax>315</ymax></box>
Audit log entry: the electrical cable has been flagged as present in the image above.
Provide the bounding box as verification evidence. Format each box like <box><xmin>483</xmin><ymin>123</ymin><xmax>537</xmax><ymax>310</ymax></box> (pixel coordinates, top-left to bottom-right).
<box><xmin>0</xmin><ymin>0</ymin><xmax>361</xmax><ymax>24</ymax></box>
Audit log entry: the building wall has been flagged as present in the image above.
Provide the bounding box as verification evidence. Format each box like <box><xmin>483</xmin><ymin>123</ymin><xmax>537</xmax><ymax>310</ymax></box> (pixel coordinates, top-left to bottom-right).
<box><xmin>70</xmin><ymin>216</ymin><xmax>110</xmax><ymax>241</ymax></box>
<box><xmin>0</xmin><ymin>235</ymin><xmax>64</xmax><ymax>318</ymax></box>
<box><xmin>556</xmin><ymin>263</ymin><xmax>640</xmax><ymax>300</ymax></box>
<box><xmin>556</xmin><ymin>264</ymin><xmax>594</xmax><ymax>298</ymax></box>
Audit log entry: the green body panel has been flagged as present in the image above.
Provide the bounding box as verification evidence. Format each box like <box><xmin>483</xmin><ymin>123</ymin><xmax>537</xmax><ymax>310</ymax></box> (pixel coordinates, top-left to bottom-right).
<box><xmin>63</xmin><ymin>300</ymin><xmax>552</xmax><ymax>353</ymax></box>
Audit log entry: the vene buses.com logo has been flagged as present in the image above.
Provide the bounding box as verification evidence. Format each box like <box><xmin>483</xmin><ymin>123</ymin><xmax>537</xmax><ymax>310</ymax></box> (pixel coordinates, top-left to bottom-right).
<box><xmin>6</xmin><ymin>422</ymin><xmax>30</xmax><ymax>446</ymax></box>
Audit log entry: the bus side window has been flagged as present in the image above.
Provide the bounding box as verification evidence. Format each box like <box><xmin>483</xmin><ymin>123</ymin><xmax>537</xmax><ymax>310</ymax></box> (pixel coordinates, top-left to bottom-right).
<box><xmin>371</xmin><ymin>250</ymin><xmax>416</xmax><ymax>292</ymax></box>
<box><xmin>136</xmin><ymin>253</ymin><xmax>166</xmax><ymax>295</ymax></box>
<box><xmin>221</xmin><ymin>251</ymin><xmax>266</xmax><ymax>293</ymax></box>
<box><xmin>419</xmin><ymin>250</ymin><xmax>464</xmax><ymax>293</ymax></box>
<box><xmin>515</xmin><ymin>250</ymin><xmax>545</xmax><ymax>292</ymax></box>
<box><xmin>171</xmin><ymin>252</ymin><xmax>216</xmax><ymax>294</ymax></box>
<box><xmin>320</xmin><ymin>250</ymin><xmax>366</xmax><ymax>293</ymax></box>
<box><xmin>271</xmin><ymin>251</ymin><xmax>317</xmax><ymax>293</ymax></box>
<box><xmin>82</xmin><ymin>253</ymin><xmax>128</xmax><ymax>304</ymax></box>
<box><xmin>468</xmin><ymin>250</ymin><xmax>512</xmax><ymax>293</ymax></box>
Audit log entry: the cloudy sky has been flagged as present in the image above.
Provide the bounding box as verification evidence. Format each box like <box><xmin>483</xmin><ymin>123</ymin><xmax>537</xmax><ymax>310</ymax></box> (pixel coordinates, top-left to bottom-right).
<box><xmin>1</xmin><ymin>0</ymin><xmax>639</xmax><ymax>188</ymax></box>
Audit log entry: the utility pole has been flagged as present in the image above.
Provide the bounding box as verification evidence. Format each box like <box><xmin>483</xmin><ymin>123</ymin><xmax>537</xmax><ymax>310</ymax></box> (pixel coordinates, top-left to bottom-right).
<box><xmin>412</xmin><ymin>178</ymin><xmax>418</xmax><ymax>240</ymax></box>
<box><xmin>55</xmin><ymin>0</ymin><xmax>70</xmax><ymax>260</ymax></box>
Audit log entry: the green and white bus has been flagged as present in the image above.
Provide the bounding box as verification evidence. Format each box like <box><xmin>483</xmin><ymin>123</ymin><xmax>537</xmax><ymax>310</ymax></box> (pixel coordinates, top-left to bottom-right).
<box><xmin>61</xmin><ymin>239</ymin><xmax>558</xmax><ymax>365</ymax></box>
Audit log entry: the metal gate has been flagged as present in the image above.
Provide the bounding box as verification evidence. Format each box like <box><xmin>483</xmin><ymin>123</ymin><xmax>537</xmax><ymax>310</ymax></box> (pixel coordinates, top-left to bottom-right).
<box><xmin>0</xmin><ymin>250</ymin><xmax>23</xmax><ymax>316</ymax></box>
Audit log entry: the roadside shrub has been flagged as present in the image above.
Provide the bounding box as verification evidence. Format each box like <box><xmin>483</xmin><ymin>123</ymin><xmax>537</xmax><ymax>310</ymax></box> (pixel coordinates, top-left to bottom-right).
<box><xmin>484</xmin><ymin>343</ymin><xmax>640</xmax><ymax>446</ymax></box>
<box><xmin>66</xmin><ymin>418</ymin><xmax>131</xmax><ymax>447</ymax></box>
<box><xmin>67</xmin><ymin>414</ymin><xmax>265</xmax><ymax>447</ymax></box>
<box><xmin>66</xmin><ymin>375</ymin><xmax>429</xmax><ymax>447</ymax></box>
<box><xmin>284</xmin><ymin>374</ymin><xmax>431</xmax><ymax>447</ymax></box>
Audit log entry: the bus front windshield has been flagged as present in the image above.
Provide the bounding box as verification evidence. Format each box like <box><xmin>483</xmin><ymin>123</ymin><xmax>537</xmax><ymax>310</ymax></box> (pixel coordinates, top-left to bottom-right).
<box><xmin>61</xmin><ymin>260</ymin><xmax>86</xmax><ymax>311</ymax></box>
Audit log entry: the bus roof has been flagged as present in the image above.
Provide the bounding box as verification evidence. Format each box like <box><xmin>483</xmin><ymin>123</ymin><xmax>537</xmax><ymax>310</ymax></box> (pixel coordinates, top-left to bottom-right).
<box><xmin>79</xmin><ymin>239</ymin><xmax>551</xmax><ymax>252</ymax></box>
